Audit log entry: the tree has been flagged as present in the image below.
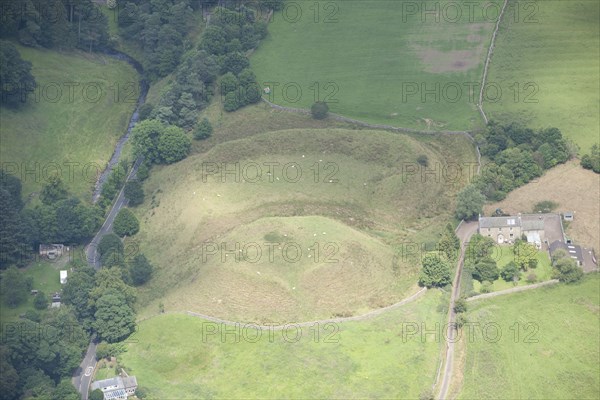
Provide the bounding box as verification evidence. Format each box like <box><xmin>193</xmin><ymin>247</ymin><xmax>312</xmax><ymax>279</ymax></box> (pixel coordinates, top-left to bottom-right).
<box><xmin>223</xmin><ymin>91</ymin><xmax>240</xmax><ymax>112</ymax></box>
<box><xmin>311</xmin><ymin>101</ymin><xmax>329</xmax><ymax>119</ymax></box>
<box><xmin>514</xmin><ymin>240</ymin><xmax>538</xmax><ymax>270</ymax></box>
<box><xmin>194</xmin><ymin>118</ymin><xmax>213</xmax><ymax>140</ymax></box>
<box><xmin>454</xmin><ymin>297</ymin><xmax>467</xmax><ymax>313</ymax></box>
<box><xmin>91</xmin><ymin>268</ymin><xmax>136</xmax><ymax>308</ymax></box>
<box><xmin>417</xmin><ymin>154</ymin><xmax>429</xmax><ymax>166</ymax></box>
<box><xmin>580</xmin><ymin>144</ymin><xmax>600</xmax><ymax>173</ymax></box>
<box><xmin>0</xmin><ymin>347</ymin><xmax>19</xmax><ymax>400</ymax></box>
<box><xmin>480</xmin><ymin>281</ymin><xmax>493</xmax><ymax>293</ymax></box>
<box><xmin>465</xmin><ymin>234</ymin><xmax>495</xmax><ymax>264</ymax></box>
<box><xmin>113</xmin><ymin>208</ymin><xmax>140</xmax><ymax>237</ymax></box>
<box><xmin>471</xmin><ymin>257</ymin><xmax>499</xmax><ymax>283</ymax></box>
<box><xmin>124</xmin><ymin>181</ymin><xmax>144</xmax><ymax>206</ymax></box>
<box><xmin>129</xmin><ymin>254</ymin><xmax>153</xmax><ymax>286</ymax></box>
<box><xmin>94</xmin><ymin>290</ymin><xmax>136</xmax><ymax>343</ymax></box>
<box><xmin>61</xmin><ymin>263</ymin><xmax>96</xmax><ymax>329</ymax></box>
<box><xmin>132</xmin><ymin>120</ymin><xmax>190</xmax><ymax>165</ymax></box>
<box><xmin>21</xmin><ymin>369</ymin><xmax>55</xmax><ymax>398</ymax></box>
<box><xmin>438</xmin><ymin>223</ymin><xmax>460</xmax><ymax>261</ymax></box>
<box><xmin>552</xmin><ymin>257</ymin><xmax>583</xmax><ymax>283</ymax></box>
<box><xmin>53</xmin><ymin>198</ymin><xmax>102</xmax><ymax>243</ymax></box>
<box><xmin>33</xmin><ymin>291</ymin><xmax>48</xmax><ymax>310</ymax></box>
<box><xmin>6</xmin><ymin>308</ymin><xmax>88</xmax><ymax>380</ymax></box>
<box><xmin>90</xmin><ymin>389</ymin><xmax>104</xmax><ymax>400</ymax></box>
<box><xmin>220</xmin><ymin>72</ymin><xmax>239</xmax><ymax>96</ymax></box>
<box><xmin>52</xmin><ymin>379</ymin><xmax>81</xmax><ymax>400</ymax></box>
<box><xmin>526</xmin><ymin>273</ymin><xmax>537</xmax><ymax>284</ymax></box>
<box><xmin>0</xmin><ymin>188</ymin><xmax>29</xmax><ymax>268</ymax></box>
<box><xmin>98</xmin><ymin>234</ymin><xmax>124</xmax><ymax>266</ymax></box>
<box><xmin>418</xmin><ymin>254</ymin><xmax>452</xmax><ymax>288</ymax></box>
<box><xmin>95</xmin><ymin>341</ymin><xmax>125</xmax><ymax>360</ymax></box>
<box><xmin>136</xmin><ymin>162</ymin><xmax>150</xmax><ymax>181</ymax></box>
<box><xmin>455</xmin><ymin>185</ymin><xmax>485</xmax><ymax>220</ymax></box>
<box><xmin>0</xmin><ymin>41</ymin><xmax>36</xmax><ymax>107</ymax></box>
<box><xmin>1</xmin><ymin>266</ymin><xmax>28</xmax><ymax>307</ymax></box>
<box><xmin>157</xmin><ymin>125</ymin><xmax>191</xmax><ymax>164</ymax></box>
<box><xmin>221</xmin><ymin>52</ymin><xmax>249</xmax><ymax>75</ymax></box>
<box><xmin>40</xmin><ymin>176</ymin><xmax>68</xmax><ymax>205</ymax></box>
<box><xmin>551</xmin><ymin>248</ymin><xmax>569</xmax><ymax>265</ymax></box>
<box><xmin>138</xmin><ymin>103</ymin><xmax>154</xmax><ymax>121</ymax></box>
<box><xmin>500</xmin><ymin>261</ymin><xmax>520</xmax><ymax>283</ymax></box>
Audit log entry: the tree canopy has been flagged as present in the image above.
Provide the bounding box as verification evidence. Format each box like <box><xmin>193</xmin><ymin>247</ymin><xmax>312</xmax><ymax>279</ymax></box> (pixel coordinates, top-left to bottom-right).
<box><xmin>132</xmin><ymin>120</ymin><xmax>190</xmax><ymax>165</ymax></box>
<box><xmin>455</xmin><ymin>185</ymin><xmax>485</xmax><ymax>220</ymax></box>
<box><xmin>113</xmin><ymin>208</ymin><xmax>140</xmax><ymax>237</ymax></box>
<box><xmin>0</xmin><ymin>41</ymin><xmax>36</xmax><ymax>107</ymax></box>
<box><xmin>124</xmin><ymin>180</ymin><xmax>145</xmax><ymax>206</ymax></box>
<box><xmin>552</xmin><ymin>253</ymin><xmax>583</xmax><ymax>283</ymax></box>
<box><xmin>419</xmin><ymin>254</ymin><xmax>452</xmax><ymax>288</ymax></box>
<box><xmin>94</xmin><ymin>290</ymin><xmax>136</xmax><ymax>343</ymax></box>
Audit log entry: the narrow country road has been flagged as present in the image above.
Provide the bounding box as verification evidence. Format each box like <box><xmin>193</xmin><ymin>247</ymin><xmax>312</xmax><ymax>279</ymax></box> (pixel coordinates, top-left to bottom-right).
<box><xmin>72</xmin><ymin>49</ymin><xmax>146</xmax><ymax>400</ymax></box>
<box><xmin>71</xmin><ymin>340</ymin><xmax>97</xmax><ymax>399</ymax></box>
<box><xmin>85</xmin><ymin>157</ymin><xmax>143</xmax><ymax>268</ymax></box>
<box><xmin>437</xmin><ymin>221</ymin><xmax>478</xmax><ymax>399</ymax></box>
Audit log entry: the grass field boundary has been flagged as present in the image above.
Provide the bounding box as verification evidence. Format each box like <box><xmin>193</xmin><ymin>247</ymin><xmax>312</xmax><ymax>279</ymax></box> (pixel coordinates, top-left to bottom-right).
<box><xmin>136</xmin><ymin>287</ymin><xmax>427</xmax><ymax>328</ymax></box>
<box><xmin>478</xmin><ymin>0</ymin><xmax>510</xmax><ymax>124</ymax></box>
<box><xmin>466</xmin><ymin>279</ymin><xmax>560</xmax><ymax>302</ymax></box>
<box><xmin>260</xmin><ymin>98</ymin><xmax>482</xmax><ymax>172</ymax></box>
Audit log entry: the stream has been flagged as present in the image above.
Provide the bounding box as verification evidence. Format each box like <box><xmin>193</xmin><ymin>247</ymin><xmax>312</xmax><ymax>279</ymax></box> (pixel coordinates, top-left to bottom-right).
<box><xmin>91</xmin><ymin>49</ymin><xmax>148</xmax><ymax>203</ymax></box>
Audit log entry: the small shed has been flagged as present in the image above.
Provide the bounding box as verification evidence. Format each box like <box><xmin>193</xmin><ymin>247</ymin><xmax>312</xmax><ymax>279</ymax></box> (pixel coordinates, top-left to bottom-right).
<box><xmin>60</xmin><ymin>270</ymin><xmax>68</xmax><ymax>284</ymax></box>
<box><xmin>562</xmin><ymin>211</ymin><xmax>574</xmax><ymax>221</ymax></box>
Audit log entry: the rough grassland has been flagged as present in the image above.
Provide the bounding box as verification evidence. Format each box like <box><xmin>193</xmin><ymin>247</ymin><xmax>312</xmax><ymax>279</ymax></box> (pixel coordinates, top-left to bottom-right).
<box><xmin>459</xmin><ymin>274</ymin><xmax>600</xmax><ymax>399</ymax></box>
<box><xmin>122</xmin><ymin>290</ymin><xmax>447</xmax><ymax>399</ymax></box>
<box><xmin>484</xmin><ymin>160</ymin><xmax>600</xmax><ymax>251</ymax></box>
<box><xmin>0</xmin><ymin>45</ymin><xmax>138</xmax><ymax>200</ymax></box>
<box><xmin>133</xmin><ymin>128</ymin><xmax>476</xmax><ymax>321</ymax></box>
<box><xmin>252</xmin><ymin>0</ymin><xmax>502</xmax><ymax>131</ymax></box>
<box><xmin>485</xmin><ymin>0</ymin><xmax>600</xmax><ymax>150</ymax></box>
<box><xmin>0</xmin><ymin>260</ymin><xmax>62</xmax><ymax>324</ymax></box>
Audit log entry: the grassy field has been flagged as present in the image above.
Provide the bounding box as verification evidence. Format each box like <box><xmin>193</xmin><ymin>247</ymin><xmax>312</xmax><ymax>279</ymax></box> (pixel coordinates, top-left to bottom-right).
<box><xmin>123</xmin><ymin>289</ymin><xmax>447</xmax><ymax>399</ymax></box>
<box><xmin>458</xmin><ymin>274</ymin><xmax>600</xmax><ymax>399</ymax></box>
<box><xmin>251</xmin><ymin>0</ymin><xmax>502</xmax><ymax>131</ymax></box>
<box><xmin>0</xmin><ymin>45</ymin><xmax>138</xmax><ymax>200</ymax></box>
<box><xmin>132</xmin><ymin>127</ymin><xmax>476</xmax><ymax>321</ymax></box>
<box><xmin>0</xmin><ymin>258</ymin><xmax>64</xmax><ymax>324</ymax></box>
<box><xmin>484</xmin><ymin>160</ymin><xmax>600</xmax><ymax>250</ymax></box>
<box><xmin>485</xmin><ymin>0</ymin><xmax>600</xmax><ymax>150</ymax></box>
<box><xmin>472</xmin><ymin>245</ymin><xmax>553</xmax><ymax>293</ymax></box>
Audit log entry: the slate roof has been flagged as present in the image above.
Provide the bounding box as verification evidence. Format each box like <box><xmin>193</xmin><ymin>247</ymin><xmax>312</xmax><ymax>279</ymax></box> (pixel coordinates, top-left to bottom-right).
<box><xmin>91</xmin><ymin>377</ymin><xmax>121</xmax><ymax>391</ymax></box>
<box><xmin>521</xmin><ymin>219</ymin><xmax>544</xmax><ymax>231</ymax></box>
<box><xmin>478</xmin><ymin>216</ymin><xmax>520</xmax><ymax>229</ymax></box>
<box><xmin>122</xmin><ymin>376</ymin><xmax>137</xmax><ymax>389</ymax></box>
<box><xmin>549</xmin><ymin>240</ymin><xmax>584</xmax><ymax>264</ymax></box>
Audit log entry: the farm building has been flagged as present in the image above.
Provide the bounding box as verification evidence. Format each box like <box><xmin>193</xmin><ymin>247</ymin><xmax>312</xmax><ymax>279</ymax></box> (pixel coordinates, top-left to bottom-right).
<box><xmin>478</xmin><ymin>213</ymin><xmax>565</xmax><ymax>248</ymax></box>
<box><xmin>549</xmin><ymin>240</ymin><xmax>584</xmax><ymax>266</ymax></box>
<box><xmin>562</xmin><ymin>211</ymin><xmax>574</xmax><ymax>221</ymax></box>
<box><xmin>549</xmin><ymin>240</ymin><xmax>598</xmax><ymax>272</ymax></box>
<box><xmin>90</xmin><ymin>375</ymin><xmax>138</xmax><ymax>400</ymax></box>
<box><xmin>39</xmin><ymin>244</ymin><xmax>64</xmax><ymax>259</ymax></box>
<box><xmin>51</xmin><ymin>293</ymin><xmax>61</xmax><ymax>308</ymax></box>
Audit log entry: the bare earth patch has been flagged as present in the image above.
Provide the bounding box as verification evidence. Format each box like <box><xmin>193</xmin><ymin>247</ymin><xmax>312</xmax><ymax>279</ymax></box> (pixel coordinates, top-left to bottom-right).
<box><xmin>484</xmin><ymin>161</ymin><xmax>600</xmax><ymax>250</ymax></box>
<box><xmin>414</xmin><ymin>48</ymin><xmax>481</xmax><ymax>73</ymax></box>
